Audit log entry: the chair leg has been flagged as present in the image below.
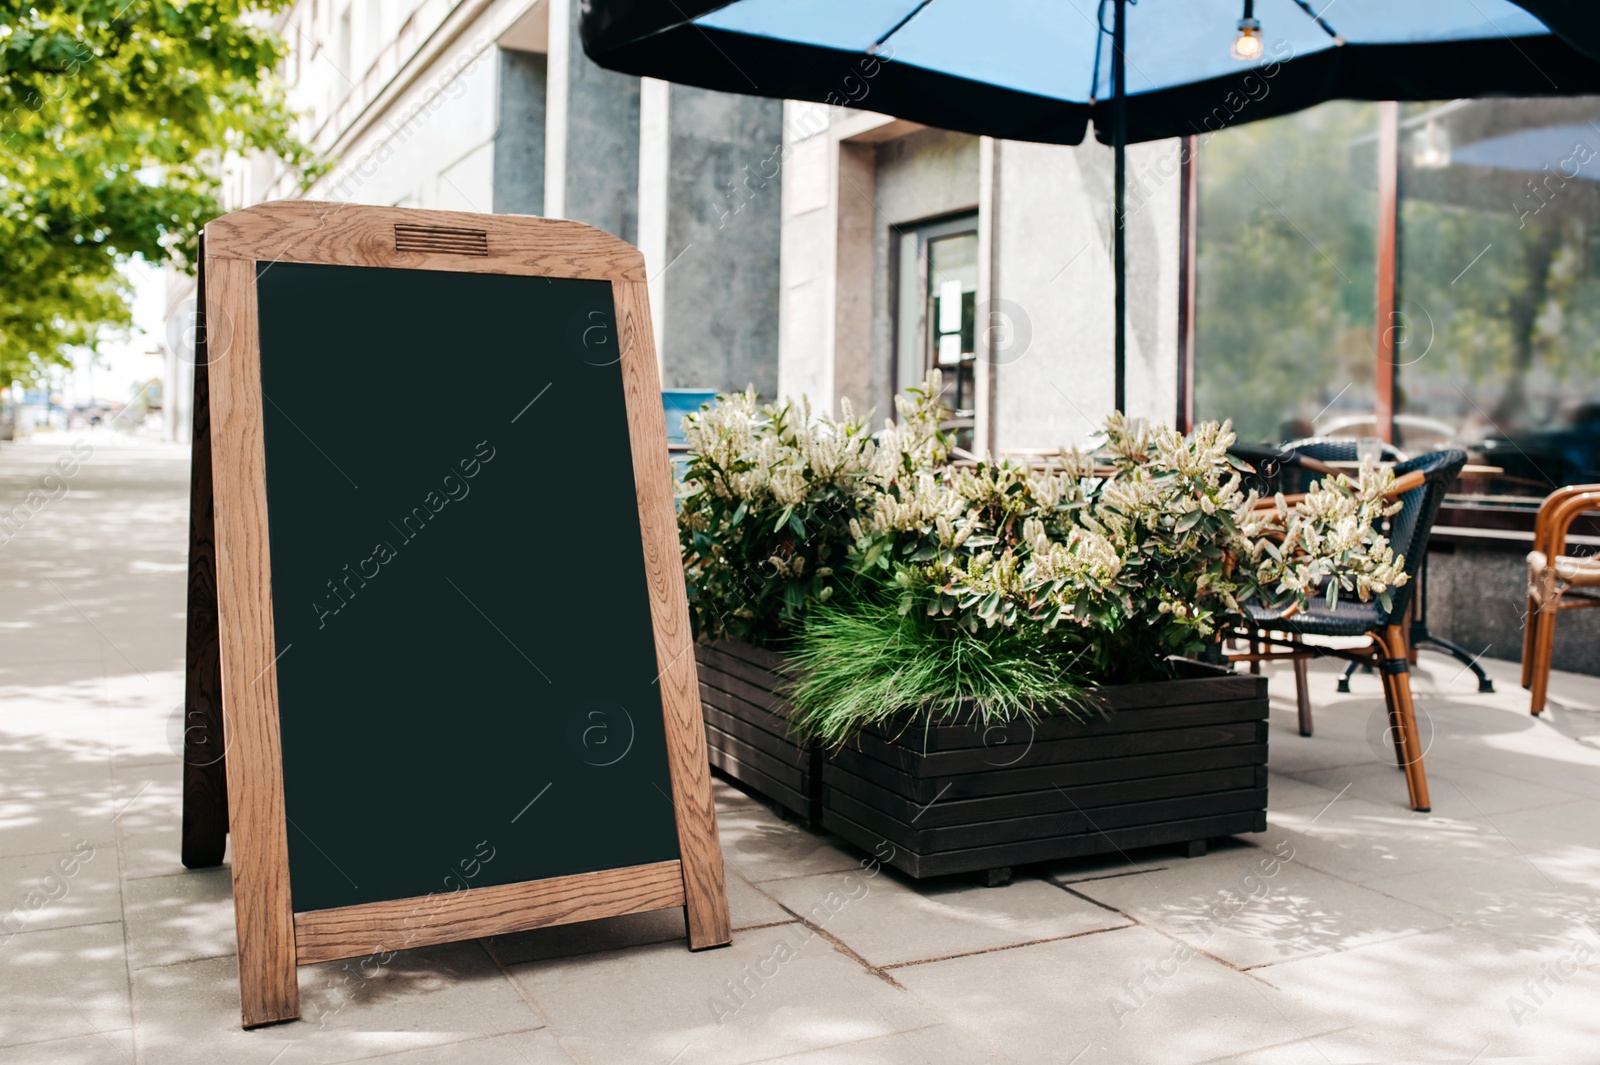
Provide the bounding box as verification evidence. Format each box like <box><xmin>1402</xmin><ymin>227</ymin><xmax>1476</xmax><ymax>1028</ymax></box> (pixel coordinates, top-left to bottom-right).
<box><xmin>1528</xmin><ymin>603</ymin><xmax>1559</xmax><ymax>717</ymax></box>
<box><xmin>1292</xmin><ymin>654</ymin><xmax>1312</xmax><ymax>736</ymax></box>
<box><xmin>1248</xmin><ymin>635</ymin><xmax>1260</xmax><ymax>675</ymax></box>
<box><xmin>1374</xmin><ymin>646</ymin><xmax>1408</xmax><ymax>770</ymax></box>
<box><xmin>1378</xmin><ymin>625</ymin><xmax>1431</xmax><ymax>812</ymax></box>
<box><xmin>1520</xmin><ymin>591</ymin><xmax>1538</xmax><ymax>689</ymax></box>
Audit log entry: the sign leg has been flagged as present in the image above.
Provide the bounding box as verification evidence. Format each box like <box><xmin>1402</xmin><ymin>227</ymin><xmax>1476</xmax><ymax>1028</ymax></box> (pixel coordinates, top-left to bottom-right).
<box><xmin>182</xmin><ymin>260</ymin><xmax>230</xmax><ymax>870</ymax></box>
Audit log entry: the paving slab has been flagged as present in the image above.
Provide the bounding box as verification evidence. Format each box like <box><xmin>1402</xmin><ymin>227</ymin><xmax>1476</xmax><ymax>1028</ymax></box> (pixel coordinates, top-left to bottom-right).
<box><xmin>714</xmin><ymin>785</ymin><xmax>864</xmax><ymax>884</ymax></box>
<box><xmin>325</xmin><ymin>1029</ymin><xmax>572</xmax><ymax>1065</ymax></box>
<box><xmin>122</xmin><ymin>866</ymin><xmax>237</xmax><ymax>970</ymax></box>
<box><xmin>761</xmin><ymin>868</ymin><xmax>1128</xmax><ymax>969</ymax></box>
<box><xmin>1462</xmin><ymin>796</ymin><xmax>1600</xmax><ymax>855</ymax></box>
<box><xmin>0</xmin><ymin>837</ymin><xmax>121</xmax><ymax>935</ymax></box>
<box><xmin>1266</xmin><ymin>796</ymin><xmax>1522</xmax><ymax>883</ymax></box>
<box><xmin>741</xmin><ymin>1023</ymin><xmax>1018</xmax><ymax>1064</ymax></box>
<box><xmin>1262</xmin><ymin>773</ymin><xmax>1345</xmax><ymax>812</ymax></box>
<box><xmin>130</xmin><ymin>943</ymin><xmax>544</xmax><ymax>1065</ymax></box>
<box><xmin>1064</xmin><ymin>838</ymin><xmax>1451</xmax><ymax>969</ymax></box>
<box><xmin>1365</xmin><ymin>851</ymin><xmax>1600</xmax><ymax>951</ymax></box>
<box><xmin>1294</xmin><ymin>759</ymin><xmax>1583</xmax><ymax>817</ymax></box>
<box><xmin>0</xmin><ymin>1029</ymin><xmax>137</xmax><ymax>1065</ymax></box>
<box><xmin>0</xmin><ymin>920</ymin><xmax>132</xmax><ymax>1048</ymax></box>
<box><xmin>889</xmin><ymin>923</ymin><xmax>1345</xmax><ymax>1065</ymax></box>
<box><xmin>1253</xmin><ymin>925</ymin><xmax>1600</xmax><ymax>1063</ymax></box>
<box><xmin>506</xmin><ymin>922</ymin><xmax>939</xmax><ymax>1065</ymax></box>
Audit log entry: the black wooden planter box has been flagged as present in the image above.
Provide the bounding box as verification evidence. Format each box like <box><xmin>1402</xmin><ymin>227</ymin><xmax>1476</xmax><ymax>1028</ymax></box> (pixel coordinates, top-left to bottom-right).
<box><xmin>695</xmin><ymin>640</ymin><xmax>821</xmax><ymax>824</ymax></box>
<box><xmin>822</xmin><ymin>661</ymin><xmax>1269</xmax><ymax>879</ymax></box>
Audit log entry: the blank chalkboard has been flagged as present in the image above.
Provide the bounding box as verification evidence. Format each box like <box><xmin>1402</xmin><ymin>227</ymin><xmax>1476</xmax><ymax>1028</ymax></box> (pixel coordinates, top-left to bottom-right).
<box><xmin>183</xmin><ymin>202</ymin><xmax>729</xmax><ymax>1028</ymax></box>
<box><xmin>255</xmin><ymin>261</ymin><xmax>679</xmax><ymax>911</ymax></box>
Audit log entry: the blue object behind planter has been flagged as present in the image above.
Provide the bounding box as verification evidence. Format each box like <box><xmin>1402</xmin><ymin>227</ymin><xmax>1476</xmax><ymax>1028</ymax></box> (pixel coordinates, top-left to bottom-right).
<box><xmin>663</xmin><ymin>389</ymin><xmax>717</xmax><ymax>446</ymax></box>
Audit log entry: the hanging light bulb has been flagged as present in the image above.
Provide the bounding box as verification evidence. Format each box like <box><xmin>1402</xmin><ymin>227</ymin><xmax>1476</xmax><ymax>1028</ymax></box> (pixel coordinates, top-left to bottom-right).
<box><xmin>1411</xmin><ymin>121</ymin><xmax>1452</xmax><ymax>169</ymax></box>
<box><xmin>1231</xmin><ymin>0</ymin><xmax>1263</xmax><ymax>61</ymax></box>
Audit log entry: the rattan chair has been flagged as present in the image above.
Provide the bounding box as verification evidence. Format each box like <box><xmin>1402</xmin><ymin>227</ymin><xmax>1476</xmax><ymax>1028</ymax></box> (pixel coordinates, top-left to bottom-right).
<box><xmin>1230</xmin><ymin>449</ymin><xmax>1468</xmax><ymax>812</ymax></box>
<box><xmin>1523</xmin><ymin>484</ymin><xmax>1600</xmax><ymax>716</ymax></box>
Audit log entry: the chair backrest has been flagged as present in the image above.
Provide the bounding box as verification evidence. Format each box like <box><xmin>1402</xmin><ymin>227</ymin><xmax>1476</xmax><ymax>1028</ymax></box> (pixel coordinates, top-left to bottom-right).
<box><xmin>1283</xmin><ymin>437</ymin><xmax>1408</xmax><ymax>463</ymax></box>
<box><xmin>1382</xmin><ymin>449</ymin><xmax>1467</xmax><ymax>621</ymax></box>
<box><xmin>1534</xmin><ymin>484</ymin><xmax>1600</xmax><ymax>557</ymax></box>
<box><xmin>1279</xmin><ymin>437</ymin><xmax>1408</xmax><ymax>496</ymax></box>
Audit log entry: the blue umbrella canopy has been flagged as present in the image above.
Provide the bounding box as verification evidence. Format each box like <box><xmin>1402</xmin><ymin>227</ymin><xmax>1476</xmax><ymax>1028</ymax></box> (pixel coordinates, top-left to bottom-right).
<box><xmin>581</xmin><ymin>0</ymin><xmax>1600</xmax><ymax>412</ymax></box>
<box><xmin>582</xmin><ymin>1</ymin><xmax>1600</xmax><ymax>146</ymax></box>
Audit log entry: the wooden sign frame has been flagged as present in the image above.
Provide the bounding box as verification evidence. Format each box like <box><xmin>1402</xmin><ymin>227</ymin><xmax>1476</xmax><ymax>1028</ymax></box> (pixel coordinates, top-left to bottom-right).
<box><xmin>180</xmin><ymin>201</ymin><xmax>730</xmax><ymax>1028</ymax></box>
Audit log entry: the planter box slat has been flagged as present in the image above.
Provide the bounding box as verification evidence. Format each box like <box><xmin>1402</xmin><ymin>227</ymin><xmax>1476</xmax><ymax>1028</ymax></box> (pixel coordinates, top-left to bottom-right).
<box><xmin>700</xmin><ymin>684</ymin><xmax>796</xmax><ymax>747</ymax></box>
<box><xmin>1089</xmin><ymin>668</ymin><xmax>1267</xmax><ymax>712</ymax></box>
<box><xmin>702</xmin><ymin>638</ymin><xmax>789</xmax><ymax>673</ymax></box>
<box><xmin>706</xmin><ymin>745</ymin><xmax>811</xmax><ymax>818</ymax></box>
<box><xmin>695</xmin><ymin>644</ymin><xmax>819</xmax><ymax>824</ymax></box>
<box><xmin>847</xmin><ymin>720</ymin><xmax>1268</xmax><ymax>777</ymax></box>
<box><xmin>826</xmin><ymin>786</ymin><xmax>1270</xmax><ymax>853</ymax></box>
<box><xmin>696</xmin><ymin>666</ymin><xmax>794</xmax><ymax>723</ymax></box>
<box><xmin>822</xmin><ymin>806</ymin><xmax>1269</xmax><ymax>879</ymax></box>
<box><xmin>822</xmin><ymin>763</ymin><xmax>1267</xmax><ymax>826</ymax></box>
<box><xmin>697</xmin><ymin>642</ymin><xmax>793</xmax><ymax>691</ymax></box>
<box><xmin>701</xmin><ymin>719</ymin><xmax>807</xmax><ymax>792</ymax></box>
<box><xmin>827</xmin><ymin>738</ymin><xmax>1268</xmax><ymax>803</ymax></box>
<box><xmin>889</xmin><ymin>697</ymin><xmax>1267</xmax><ymax>751</ymax></box>
<box><xmin>832</xmin><ymin>740</ymin><xmax>1270</xmax><ymax>803</ymax></box>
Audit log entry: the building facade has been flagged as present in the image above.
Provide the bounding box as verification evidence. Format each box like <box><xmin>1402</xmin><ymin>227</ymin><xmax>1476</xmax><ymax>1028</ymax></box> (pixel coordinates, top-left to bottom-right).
<box><xmin>170</xmin><ymin>0</ymin><xmax>1171</xmax><ymax>455</ymax></box>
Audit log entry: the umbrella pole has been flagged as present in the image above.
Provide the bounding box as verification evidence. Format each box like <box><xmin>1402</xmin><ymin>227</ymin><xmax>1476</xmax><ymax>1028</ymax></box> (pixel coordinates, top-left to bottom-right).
<box><xmin>1112</xmin><ymin>0</ymin><xmax>1127</xmax><ymax>414</ymax></box>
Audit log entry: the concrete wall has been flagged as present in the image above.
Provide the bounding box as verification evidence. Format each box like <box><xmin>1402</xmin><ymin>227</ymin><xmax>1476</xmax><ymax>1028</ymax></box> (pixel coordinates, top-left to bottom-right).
<box><xmin>776</xmin><ymin>107</ymin><xmax>838</xmax><ymax>411</ymax></box>
<box><xmin>657</xmin><ymin>87</ymin><xmax>785</xmax><ymax>397</ymax></box>
<box><xmin>1427</xmin><ymin>544</ymin><xmax>1600</xmax><ymax>677</ymax></box>
<box><xmin>991</xmin><ymin>138</ymin><xmax>1182</xmax><ymax>452</ymax></box>
<box><xmin>492</xmin><ymin>48</ymin><xmax>546</xmax><ymax>215</ymax></box>
<box><xmin>545</xmin><ymin>0</ymin><xmax>638</xmax><ymax>242</ymax></box>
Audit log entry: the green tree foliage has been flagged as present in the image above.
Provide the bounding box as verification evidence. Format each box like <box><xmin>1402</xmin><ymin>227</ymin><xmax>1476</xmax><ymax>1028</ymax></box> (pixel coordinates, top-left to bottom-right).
<box><xmin>0</xmin><ymin>1</ymin><xmax>316</xmax><ymax>385</ymax></box>
<box><xmin>1195</xmin><ymin>103</ymin><xmax>1379</xmax><ymax>443</ymax></box>
<box><xmin>1397</xmin><ymin>113</ymin><xmax>1600</xmax><ymax>435</ymax></box>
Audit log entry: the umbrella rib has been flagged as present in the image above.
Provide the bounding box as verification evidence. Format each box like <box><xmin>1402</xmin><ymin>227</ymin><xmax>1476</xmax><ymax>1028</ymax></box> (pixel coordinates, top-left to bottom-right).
<box><xmin>871</xmin><ymin>0</ymin><xmax>936</xmax><ymax>53</ymax></box>
<box><xmin>1287</xmin><ymin>0</ymin><xmax>1342</xmax><ymax>42</ymax></box>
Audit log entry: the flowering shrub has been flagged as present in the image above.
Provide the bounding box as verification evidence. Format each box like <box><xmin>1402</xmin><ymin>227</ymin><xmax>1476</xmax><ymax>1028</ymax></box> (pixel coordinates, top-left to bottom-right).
<box><xmin>680</xmin><ymin>373</ymin><xmax>1409</xmax><ymax>743</ymax></box>
<box><xmin>846</xmin><ymin>412</ymin><xmax>1408</xmax><ymax>685</ymax></box>
<box><xmin>676</xmin><ymin>374</ymin><xmax>947</xmax><ymax>646</ymax></box>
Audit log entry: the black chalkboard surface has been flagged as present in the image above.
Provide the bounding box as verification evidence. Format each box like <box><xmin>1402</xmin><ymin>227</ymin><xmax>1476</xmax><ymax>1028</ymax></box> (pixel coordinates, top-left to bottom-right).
<box><xmin>183</xmin><ymin>203</ymin><xmax>729</xmax><ymax>1028</ymax></box>
<box><xmin>255</xmin><ymin>261</ymin><xmax>679</xmax><ymax>912</ymax></box>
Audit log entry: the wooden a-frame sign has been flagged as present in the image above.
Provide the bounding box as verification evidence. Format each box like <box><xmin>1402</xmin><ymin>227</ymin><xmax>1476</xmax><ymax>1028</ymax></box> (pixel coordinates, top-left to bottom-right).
<box><xmin>180</xmin><ymin>202</ymin><xmax>730</xmax><ymax>1028</ymax></box>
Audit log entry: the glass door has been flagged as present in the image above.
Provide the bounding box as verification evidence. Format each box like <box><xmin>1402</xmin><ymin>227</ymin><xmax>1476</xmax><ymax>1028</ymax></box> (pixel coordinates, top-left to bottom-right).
<box><xmin>896</xmin><ymin>214</ymin><xmax>978</xmax><ymax>449</ymax></box>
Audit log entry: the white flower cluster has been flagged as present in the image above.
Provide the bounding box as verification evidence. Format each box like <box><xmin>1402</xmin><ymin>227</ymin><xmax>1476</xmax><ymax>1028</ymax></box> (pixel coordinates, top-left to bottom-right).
<box><xmin>680</xmin><ymin>373</ymin><xmax>949</xmax><ymax>512</ymax></box>
<box><xmin>846</xmin><ymin>412</ymin><xmax>1410</xmax><ymax>639</ymax></box>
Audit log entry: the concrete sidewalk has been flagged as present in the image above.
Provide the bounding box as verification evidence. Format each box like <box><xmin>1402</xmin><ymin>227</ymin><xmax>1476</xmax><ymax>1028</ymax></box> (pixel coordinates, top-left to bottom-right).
<box><xmin>3</xmin><ymin>435</ymin><xmax>1598</xmax><ymax>1064</ymax></box>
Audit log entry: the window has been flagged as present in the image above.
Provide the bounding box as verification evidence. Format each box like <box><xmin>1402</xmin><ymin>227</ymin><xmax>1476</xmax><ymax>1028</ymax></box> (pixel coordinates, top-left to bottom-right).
<box><xmin>895</xmin><ymin>214</ymin><xmax>978</xmax><ymax>447</ymax></box>
<box><xmin>1397</xmin><ymin>98</ymin><xmax>1600</xmax><ymax>497</ymax></box>
<box><xmin>1193</xmin><ymin>97</ymin><xmax>1600</xmax><ymax>499</ymax></box>
<box><xmin>1194</xmin><ymin>103</ymin><xmax>1379</xmax><ymax>445</ymax></box>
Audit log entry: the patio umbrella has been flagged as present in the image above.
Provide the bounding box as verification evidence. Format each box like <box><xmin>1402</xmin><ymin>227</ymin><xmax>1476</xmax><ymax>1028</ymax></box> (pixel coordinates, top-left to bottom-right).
<box><xmin>580</xmin><ymin>0</ymin><xmax>1600</xmax><ymax>412</ymax></box>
